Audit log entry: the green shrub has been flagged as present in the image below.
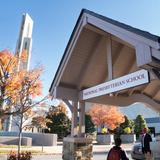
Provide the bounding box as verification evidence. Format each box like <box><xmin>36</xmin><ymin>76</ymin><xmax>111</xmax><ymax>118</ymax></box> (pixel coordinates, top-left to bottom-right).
<box><xmin>85</xmin><ymin>114</ymin><xmax>96</xmax><ymax>134</ymax></box>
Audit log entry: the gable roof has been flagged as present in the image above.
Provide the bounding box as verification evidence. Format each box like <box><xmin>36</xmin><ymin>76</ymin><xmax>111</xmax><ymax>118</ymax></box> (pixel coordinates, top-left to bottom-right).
<box><xmin>49</xmin><ymin>9</ymin><xmax>160</xmax><ymax>92</ymax></box>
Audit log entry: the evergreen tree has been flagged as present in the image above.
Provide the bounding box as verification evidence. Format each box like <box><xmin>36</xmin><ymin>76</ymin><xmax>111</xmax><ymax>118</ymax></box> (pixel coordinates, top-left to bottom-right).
<box><xmin>46</xmin><ymin>112</ymin><xmax>71</xmax><ymax>138</ymax></box>
<box><xmin>134</xmin><ymin>114</ymin><xmax>148</xmax><ymax>136</ymax></box>
<box><xmin>114</xmin><ymin>115</ymin><xmax>135</xmax><ymax>136</ymax></box>
<box><xmin>46</xmin><ymin>103</ymin><xmax>71</xmax><ymax>139</ymax></box>
<box><xmin>120</xmin><ymin>115</ymin><xmax>135</xmax><ymax>133</ymax></box>
<box><xmin>85</xmin><ymin>114</ymin><xmax>96</xmax><ymax>134</ymax></box>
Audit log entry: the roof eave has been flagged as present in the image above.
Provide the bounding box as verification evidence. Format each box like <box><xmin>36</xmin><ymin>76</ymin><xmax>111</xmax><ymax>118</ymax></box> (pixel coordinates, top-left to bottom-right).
<box><xmin>49</xmin><ymin>9</ymin><xmax>87</xmax><ymax>94</ymax></box>
<box><xmin>49</xmin><ymin>9</ymin><xmax>160</xmax><ymax>95</ymax></box>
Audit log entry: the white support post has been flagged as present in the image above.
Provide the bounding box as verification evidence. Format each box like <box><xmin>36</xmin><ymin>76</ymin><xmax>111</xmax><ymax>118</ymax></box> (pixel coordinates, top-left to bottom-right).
<box><xmin>78</xmin><ymin>101</ymin><xmax>85</xmax><ymax>137</ymax></box>
<box><xmin>71</xmin><ymin>101</ymin><xmax>78</xmax><ymax>137</ymax></box>
<box><xmin>106</xmin><ymin>35</ymin><xmax>113</xmax><ymax>81</ymax></box>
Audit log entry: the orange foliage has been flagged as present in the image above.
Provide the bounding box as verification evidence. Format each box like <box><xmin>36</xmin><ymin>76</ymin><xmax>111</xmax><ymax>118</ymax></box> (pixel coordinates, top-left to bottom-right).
<box><xmin>32</xmin><ymin>116</ymin><xmax>51</xmax><ymax>129</ymax></box>
<box><xmin>5</xmin><ymin>67</ymin><xmax>43</xmax><ymax>101</ymax></box>
<box><xmin>89</xmin><ymin>104</ymin><xmax>125</xmax><ymax>130</ymax></box>
<box><xmin>49</xmin><ymin>101</ymin><xmax>68</xmax><ymax>115</ymax></box>
<box><xmin>57</xmin><ymin>101</ymin><xmax>68</xmax><ymax>114</ymax></box>
<box><xmin>24</xmin><ymin>108</ymin><xmax>35</xmax><ymax>118</ymax></box>
<box><xmin>0</xmin><ymin>49</ymin><xmax>43</xmax><ymax>111</ymax></box>
<box><xmin>0</xmin><ymin>49</ymin><xmax>27</xmax><ymax>73</ymax></box>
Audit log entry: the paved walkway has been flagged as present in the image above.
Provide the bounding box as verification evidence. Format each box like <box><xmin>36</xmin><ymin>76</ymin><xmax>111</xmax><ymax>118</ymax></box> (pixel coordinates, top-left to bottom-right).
<box><xmin>37</xmin><ymin>143</ymin><xmax>133</xmax><ymax>154</ymax></box>
<box><xmin>0</xmin><ymin>143</ymin><xmax>134</xmax><ymax>154</ymax></box>
<box><xmin>0</xmin><ymin>152</ymin><xmax>133</xmax><ymax>160</ymax></box>
<box><xmin>0</xmin><ymin>143</ymin><xmax>134</xmax><ymax>160</ymax></box>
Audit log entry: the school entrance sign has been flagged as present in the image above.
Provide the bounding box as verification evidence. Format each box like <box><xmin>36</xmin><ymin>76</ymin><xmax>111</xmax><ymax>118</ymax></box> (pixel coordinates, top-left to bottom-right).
<box><xmin>82</xmin><ymin>69</ymin><xmax>149</xmax><ymax>100</ymax></box>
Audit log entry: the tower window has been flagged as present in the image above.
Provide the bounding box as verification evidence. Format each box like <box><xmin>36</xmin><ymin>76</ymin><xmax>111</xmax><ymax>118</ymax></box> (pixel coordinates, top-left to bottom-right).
<box><xmin>24</xmin><ymin>42</ymin><xmax>27</xmax><ymax>49</ymax></box>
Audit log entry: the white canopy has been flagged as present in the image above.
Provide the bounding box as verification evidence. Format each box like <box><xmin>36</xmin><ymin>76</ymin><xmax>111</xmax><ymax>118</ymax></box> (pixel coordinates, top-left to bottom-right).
<box><xmin>50</xmin><ymin>9</ymin><xmax>160</xmax><ymax>112</ymax></box>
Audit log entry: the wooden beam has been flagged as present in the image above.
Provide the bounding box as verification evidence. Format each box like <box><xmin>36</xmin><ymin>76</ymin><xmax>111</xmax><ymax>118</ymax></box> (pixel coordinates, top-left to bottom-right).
<box><xmin>63</xmin><ymin>99</ymin><xmax>73</xmax><ymax>113</ymax></box>
<box><xmin>116</xmin><ymin>53</ymin><xmax>136</xmax><ymax>97</ymax></box>
<box><xmin>85</xmin><ymin>24</ymin><xmax>107</xmax><ymax>36</ymax></box>
<box><xmin>106</xmin><ymin>35</ymin><xmax>113</xmax><ymax>80</ymax></box>
<box><xmin>151</xmin><ymin>48</ymin><xmax>160</xmax><ymax>60</ymax></box>
<box><xmin>85</xmin><ymin>93</ymin><xmax>160</xmax><ymax>112</ymax></box>
<box><xmin>135</xmin><ymin>43</ymin><xmax>152</xmax><ymax>66</ymax></box>
<box><xmin>86</xmin><ymin>13</ymin><xmax>160</xmax><ymax>50</ymax></box>
<box><xmin>77</xmin><ymin>36</ymin><xmax>106</xmax><ymax>89</ymax></box>
<box><xmin>142</xmin><ymin>81</ymin><xmax>160</xmax><ymax>99</ymax></box>
<box><xmin>54</xmin><ymin>86</ymin><xmax>78</xmax><ymax>101</ymax></box>
<box><xmin>153</xmin><ymin>89</ymin><xmax>160</xmax><ymax>100</ymax></box>
<box><xmin>50</xmin><ymin>15</ymin><xmax>87</xmax><ymax>95</ymax></box>
<box><xmin>152</xmin><ymin>87</ymin><xmax>160</xmax><ymax>99</ymax></box>
<box><xmin>118</xmin><ymin>60</ymin><xmax>136</xmax><ymax>96</ymax></box>
<box><xmin>101</xmin><ymin>43</ymin><xmax>124</xmax><ymax>82</ymax></box>
<box><xmin>151</xmin><ymin>69</ymin><xmax>158</xmax><ymax>80</ymax></box>
<box><xmin>112</xmin><ymin>46</ymin><xmax>126</xmax><ymax>77</ymax></box>
<box><xmin>112</xmin><ymin>35</ymin><xmax>134</xmax><ymax>49</ymax></box>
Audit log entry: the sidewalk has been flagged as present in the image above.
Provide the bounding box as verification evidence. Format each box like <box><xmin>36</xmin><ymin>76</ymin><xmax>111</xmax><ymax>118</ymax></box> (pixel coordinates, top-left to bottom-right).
<box><xmin>1</xmin><ymin>142</ymin><xmax>133</xmax><ymax>155</ymax></box>
<box><xmin>0</xmin><ymin>142</ymin><xmax>134</xmax><ymax>155</ymax></box>
<box><xmin>0</xmin><ymin>143</ymin><xmax>135</xmax><ymax>160</ymax></box>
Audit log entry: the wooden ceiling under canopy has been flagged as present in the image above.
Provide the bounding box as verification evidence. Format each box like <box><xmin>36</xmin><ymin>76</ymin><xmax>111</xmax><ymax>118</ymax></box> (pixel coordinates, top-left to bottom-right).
<box><xmin>50</xmin><ymin>9</ymin><xmax>160</xmax><ymax>112</ymax></box>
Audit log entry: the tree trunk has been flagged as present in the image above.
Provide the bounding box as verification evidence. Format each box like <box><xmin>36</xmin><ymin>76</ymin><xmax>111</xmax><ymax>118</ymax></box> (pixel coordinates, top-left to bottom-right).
<box><xmin>18</xmin><ymin>114</ymin><xmax>23</xmax><ymax>160</ymax></box>
<box><xmin>41</xmin><ymin>128</ymin><xmax>44</xmax><ymax>152</ymax></box>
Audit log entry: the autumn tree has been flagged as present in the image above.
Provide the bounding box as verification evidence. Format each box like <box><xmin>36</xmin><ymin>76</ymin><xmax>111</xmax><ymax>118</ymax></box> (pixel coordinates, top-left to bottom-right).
<box><xmin>32</xmin><ymin>116</ymin><xmax>51</xmax><ymax>132</ymax></box>
<box><xmin>89</xmin><ymin>104</ymin><xmax>124</xmax><ymax>133</ymax></box>
<box><xmin>0</xmin><ymin>50</ymin><xmax>47</xmax><ymax>159</ymax></box>
<box><xmin>11</xmin><ymin>67</ymin><xmax>47</xmax><ymax>157</ymax></box>
<box><xmin>0</xmin><ymin>49</ymin><xmax>28</xmax><ymax>117</ymax></box>
<box><xmin>49</xmin><ymin>100</ymin><xmax>68</xmax><ymax>115</ymax></box>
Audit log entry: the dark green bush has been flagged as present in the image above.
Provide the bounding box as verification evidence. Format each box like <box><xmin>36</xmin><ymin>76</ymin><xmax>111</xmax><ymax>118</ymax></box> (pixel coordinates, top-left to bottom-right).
<box><xmin>85</xmin><ymin>114</ymin><xmax>96</xmax><ymax>134</ymax></box>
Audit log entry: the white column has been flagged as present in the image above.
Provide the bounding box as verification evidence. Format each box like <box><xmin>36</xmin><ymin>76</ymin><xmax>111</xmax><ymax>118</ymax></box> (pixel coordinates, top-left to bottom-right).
<box><xmin>79</xmin><ymin>101</ymin><xmax>85</xmax><ymax>137</ymax></box>
<box><xmin>106</xmin><ymin>35</ymin><xmax>113</xmax><ymax>80</ymax></box>
<box><xmin>71</xmin><ymin>101</ymin><xmax>78</xmax><ymax>137</ymax></box>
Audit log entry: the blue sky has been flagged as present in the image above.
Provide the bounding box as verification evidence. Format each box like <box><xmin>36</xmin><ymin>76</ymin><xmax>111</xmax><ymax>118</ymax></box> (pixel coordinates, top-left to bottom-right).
<box><xmin>0</xmin><ymin>0</ymin><xmax>160</xmax><ymax>96</ymax></box>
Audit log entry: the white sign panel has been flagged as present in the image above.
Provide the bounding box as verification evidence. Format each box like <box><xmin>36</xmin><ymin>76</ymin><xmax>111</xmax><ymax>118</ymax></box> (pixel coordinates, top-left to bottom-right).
<box><xmin>82</xmin><ymin>69</ymin><xmax>149</xmax><ymax>100</ymax></box>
